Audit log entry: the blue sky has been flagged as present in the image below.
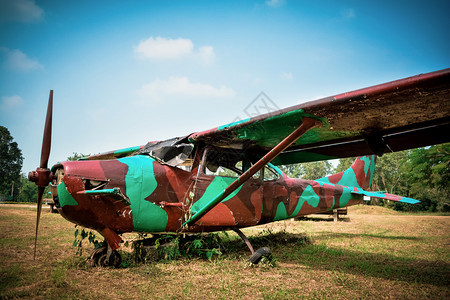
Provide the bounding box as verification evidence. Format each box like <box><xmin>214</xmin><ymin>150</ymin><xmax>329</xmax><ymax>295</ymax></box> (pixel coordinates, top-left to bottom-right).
<box><xmin>1</xmin><ymin>0</ymin><xmax>449</xmax><ymax>173</ymax></box>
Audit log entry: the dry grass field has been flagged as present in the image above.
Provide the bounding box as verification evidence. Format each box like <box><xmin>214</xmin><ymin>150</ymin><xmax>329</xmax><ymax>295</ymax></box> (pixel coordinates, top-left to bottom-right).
<box><xmin>0</xmin><ymin>204</ymin><xmax>449</xmax><ymax>299</ymax></box>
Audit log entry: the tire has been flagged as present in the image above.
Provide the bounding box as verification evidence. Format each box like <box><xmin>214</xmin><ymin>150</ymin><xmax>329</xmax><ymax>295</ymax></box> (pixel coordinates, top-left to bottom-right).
<box><xmin>96</xmin><ymin>251</ymin><xmax>122</xmax><ymax>268</ymax></box>
<box><xmin>249</xmin><ymin>247</ymin><xmax>271</xmax><ymax>264</ymax></box>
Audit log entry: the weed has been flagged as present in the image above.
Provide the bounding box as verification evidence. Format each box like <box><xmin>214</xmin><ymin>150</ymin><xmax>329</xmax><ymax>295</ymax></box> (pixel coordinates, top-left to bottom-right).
<box><xmin>72</xmin><ymin>225</ymin><xmax>103</xmax><ymax>256</ymax></box>
<box><xmin>0</xmin><ymin>264</ymin><xmax>22</xmax><ymax>291</ymax></box>
<box><xmin>134</xmin><ymin>233</ymin><xmax>224</xmax><ymax>262</ymax></box>
<box><xmin>51</xmin><ymin>265</ymin><xmax>68</xmax><ymax>288</ymax></box>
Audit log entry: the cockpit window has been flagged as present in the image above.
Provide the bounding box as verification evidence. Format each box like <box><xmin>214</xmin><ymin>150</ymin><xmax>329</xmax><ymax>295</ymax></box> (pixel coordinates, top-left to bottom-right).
<box><xmin>202</xmin><ymin>148</ymin><xmax>245</xmax><ymax>178</ymax></box>
<box><xmin>262</xmin><ymin>163</ymin><xmax>282</xmax><ymax>181</ymax></box>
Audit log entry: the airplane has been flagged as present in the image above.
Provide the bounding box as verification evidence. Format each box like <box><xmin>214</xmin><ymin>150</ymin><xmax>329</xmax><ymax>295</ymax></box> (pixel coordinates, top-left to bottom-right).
<box><xmin>28</xmin><ymin>68</ymin><xmax>450</xmax><ymax>266</ymax></box>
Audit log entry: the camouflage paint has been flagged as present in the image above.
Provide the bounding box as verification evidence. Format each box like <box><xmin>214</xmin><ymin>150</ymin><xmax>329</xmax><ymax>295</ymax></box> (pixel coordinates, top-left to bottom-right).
<box><xmin>285</xmin><ymin>185</ymin><xmax>320</xmax><ymax>219</ymax></box>
<box><xmin>217</xmin><ymin>117</ymin><xmax>251</xmax><ymax>131</ymax></box>
<box><xmin>114</xmin><ymin>146</ymin><xmax>142</xmax><ymax>155</ymax></box>
<box><xmin>318</xmin><ymin>156</ymin><xmax>376</xmax><ymax>190</ymax></box>
<box><xmin>267</xmin><ymin>163</ymin><xmax>283</xmax><ymax>176</ymax></box>
<box><xmin>57</xmin><ymin>182</ymin><xmax>78</xmax><ymax>207</ymax></box>
<box><xmin>190</xmin><ymin>176</ymin><xmax>243</xmax><ymax>214</ymax></box>
<box><xmin>118</xmin><ymin>155</ymin><xmax>168</xmax><ymax>232</ymax></box>
<box><xmin>83</xmin><ymin>188</ymin><xmax>121</xmax><ymax>195</ymax></box>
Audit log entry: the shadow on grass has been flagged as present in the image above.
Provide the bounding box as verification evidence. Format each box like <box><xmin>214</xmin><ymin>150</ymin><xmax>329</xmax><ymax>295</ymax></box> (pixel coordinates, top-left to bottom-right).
<box><xmin>155</xmin><ymin>230</ymin><xmax>448</xmax><ymax>287</ymax></box>
<box><xmin>252</xmin><ymin>232</ymin><xmax>448</xmax><ymax>287</ymax></box>
<box><xmin>315</xmin><ymin>231</ymin><xmax>421</xmax><ymax>240</ymax></box>
<box><xmin>287</xmin><ymin>243</ymin><xmax>450</xmax><ymax>287</ymax></box>
<box><xmin>91</xmin><ymin>230</ymin><xmax>448</xmax><ymax>288</ymax></box>
<box><xmin>295</xmin><ymin>216</ymin><xmax>351</xmax><ymax>222</ymax></box>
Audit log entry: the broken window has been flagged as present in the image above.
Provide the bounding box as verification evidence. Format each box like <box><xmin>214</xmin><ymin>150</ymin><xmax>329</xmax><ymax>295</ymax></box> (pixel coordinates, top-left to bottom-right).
<box><xmin>201</xmin><ymin>147</ymin><xmax>245</xmax><ymax>177</ymax></box>
<box><xmin>200</xmin><ymin>147</ymin><xmax>262</xmax><ymax>179</ymax></box>
<box><xmin>134</xmin><ymin>136</ymin><xmax>194</xmax><ymax>169</ymax></box>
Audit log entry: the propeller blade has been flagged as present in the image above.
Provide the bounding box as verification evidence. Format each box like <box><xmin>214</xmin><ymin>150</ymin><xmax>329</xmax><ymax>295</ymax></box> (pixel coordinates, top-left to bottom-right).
<box><xmin>33</xmin><ymin>90</ymin><xmax>53</xmax><ymax>260</ymax></box>
<box><xmin>40</xmin><ymin>90</ymin><xmax>53</xmax><ymax>169</ymax></box>
<box><xmin>34</xmin><ymin>186</ymin><xmax>45</xmax><ymax>260</ymax></box>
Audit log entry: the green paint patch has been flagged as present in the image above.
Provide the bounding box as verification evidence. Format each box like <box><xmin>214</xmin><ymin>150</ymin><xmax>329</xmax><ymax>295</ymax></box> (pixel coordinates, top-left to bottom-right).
<box><xmin>339</xmin><ymin>187</ymin><xmax>354</xmax><ymax>207</ymax></box>
<box><xmin>191</xmin><ymin>176</ymin><xmax>243</xmax><ymax>214</ymax></box>
<box><xmin>361</xmin><ymin>156</ymin><xmax>371</xmax><ymax>175</ymax></box>
<box><xmin>224</xmin><ymin>109</ymin><xmax>359</xmax><ymax>149</ymax></box>
<box><xmin>217</xmin><ymin>117</ymin><xmax>251</xmax><ymax>131</ymax></box>
<box><xmin>114</xmin><ymin>146</ymin><xmax>142</xmax><ymax>155</ymax></box>
<box><xmin>287</xmin><ymin>185</ymin><xmax>320</xmax><ymax>218</ymax></box>
<box><xmin>119</xmin><ymin>155</ymin><xmax>168</xmax><ymax>232</ymax></box>
<box><xmin>274</xmin><ymin>202</ymin><xmax>288</xmax><ymax>221</ymax></box>
<box><xmin>57</xmin><ymin>182</ymin><xmax>78</xmax><ymax>207</ymax></box>
<box><xmin>369</xmin><ymin>156</ymin><xmax>376</xmax><ymax>187</ymax></box>
<box><xmin>302</xmin><ymin>185</ymin><xmax>320</xmax><ymax>208</ymax></box>
<box><xmin>338</xmin><ymin>168</ymin><xmax>359</xmax><ymax>188</ymax></box>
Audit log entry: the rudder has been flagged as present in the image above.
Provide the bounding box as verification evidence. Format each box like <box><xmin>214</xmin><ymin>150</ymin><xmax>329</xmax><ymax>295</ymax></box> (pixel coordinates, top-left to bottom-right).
<box><xmin>317</xmin><ymin>155</ymin><xmax>376</xmax><ymax>189</ymax></box>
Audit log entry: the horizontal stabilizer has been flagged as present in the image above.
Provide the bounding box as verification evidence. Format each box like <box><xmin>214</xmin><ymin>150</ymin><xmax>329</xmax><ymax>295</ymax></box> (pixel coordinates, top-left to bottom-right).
<box><xmin>351</xmin><ymin>188</ymin><xmax>420</xmax><ymax>204</ymax></box>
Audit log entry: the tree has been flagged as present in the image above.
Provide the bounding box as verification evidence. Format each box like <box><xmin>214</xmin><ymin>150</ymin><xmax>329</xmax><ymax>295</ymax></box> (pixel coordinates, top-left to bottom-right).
<box><xmin>279</xmin><ymin>163</ymin><xmax>304</xmax><ymax>179</ymax></box>
<box><xmin>16</xmin><ymin>152</ymin><xmax>83</xmax><ymax>203</ymax></box>
<box><xmin>335</xmin><ymin>157</ymin><xmax>354</xmax><ymax>173</ymax></box>
<box><xmin>67</xmin><ymin>152</ymin><xmax>90</xmax><ymax>161</ymax></box>
<box><xmin>279</xmin><ymin>160</ymin><xmax>333</xmax><ymax>180</ymax></box>
<box><xmin>20</xmin><ymin>174</ymin><xmax>38</xmax><ymax>203</ymax></box>
<box><xmin>403</xmin><ymin>143</ymin><xmax>450</xmax><ymax>212</ymax></box>
<box><xmin>371</xmin><ymin>151</ymin><xmax>409</xmax><ymax>195</ymax></box>
<box><xmin>0</xmin><ymin>126</ymin><xmax>23</xmax><ymax>202</ymax></box>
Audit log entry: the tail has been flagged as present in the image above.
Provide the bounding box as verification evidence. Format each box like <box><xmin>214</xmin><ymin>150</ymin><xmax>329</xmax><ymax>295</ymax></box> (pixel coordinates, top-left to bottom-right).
<box><xmin>317</xmin><ymin>155</ymin><xmax>376</xmax><ymax>189</ymax></box>
<box><xmin>318</xmin><ymin>155</ymin><xmax>419</xmax><ymax>204</ymax></box>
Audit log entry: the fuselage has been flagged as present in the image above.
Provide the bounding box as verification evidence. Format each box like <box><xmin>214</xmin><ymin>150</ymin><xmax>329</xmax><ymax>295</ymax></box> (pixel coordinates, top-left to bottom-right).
<box><xmin>50</xmin><ymin>147</ymin><xmax>365</xmax><ymax>250</ymax></box>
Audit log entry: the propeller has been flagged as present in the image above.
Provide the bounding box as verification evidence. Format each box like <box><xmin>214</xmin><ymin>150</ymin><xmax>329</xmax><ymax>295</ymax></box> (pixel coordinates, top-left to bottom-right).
<box><xmin>28</xmin><ymin>90</ymin><xmax>54</xmax><ymax>259</ymax></box>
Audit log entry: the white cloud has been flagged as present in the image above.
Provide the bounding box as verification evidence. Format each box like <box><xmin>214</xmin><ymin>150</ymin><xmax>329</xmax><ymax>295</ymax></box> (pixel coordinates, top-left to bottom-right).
<box><xmin>198</xmin><ymin>46</ymin><xmax>215</xmax><ymax>64</ymax></box>
<box><xmin>133</xmin><ymin>36</ymin><xmax>215</xmax><ymax>64</ymax></box>
<box><xmin>137</xmin><ymin>76</ymin><xmax>235</xmax><ymax>102</ymax></box>
<box><xmin>134</xmin><ymin>37</ymin><xmax>194</xmax><ymax>60</ymax></box>
<box><xmin>1</xmin><ymin>47</ymin><xmax>43</xmax><ymax>72</ymax></box>
<box><xmin>0</xmin><ymin>0</ymin><xmax>44</xmax><ymax>23</ymax></box>
<box><xmin>281</xmin><ymin>72</ymin><xmax>293</xmax><ymax>80</ymax></box>
<box><xmin>1</xmin><ymin>95</ymin><xmax>24</xmax><ymax>111</ymax></box>
<box><xmin>266</xmin><ymin>0</ymin><xmax>286</xmax><ymax>8</ymax></box>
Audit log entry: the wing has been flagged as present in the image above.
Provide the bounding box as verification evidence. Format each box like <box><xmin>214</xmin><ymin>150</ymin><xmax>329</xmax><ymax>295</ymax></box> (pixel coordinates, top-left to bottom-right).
<box><xmin>189</xmin><ymin>69</ymin><xmax>450</xmax><ymax>164</ymax></box>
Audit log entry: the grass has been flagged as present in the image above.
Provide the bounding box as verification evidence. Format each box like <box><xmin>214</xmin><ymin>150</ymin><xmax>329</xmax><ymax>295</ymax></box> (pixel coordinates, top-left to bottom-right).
<box><xmin>0</xmin><ymin>204</ymin><xmax>449</xmax><ymax>299</ymax></box>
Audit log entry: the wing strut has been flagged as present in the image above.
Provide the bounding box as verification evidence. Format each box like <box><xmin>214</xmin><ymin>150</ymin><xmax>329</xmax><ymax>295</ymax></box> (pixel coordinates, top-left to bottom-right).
<box><xmin>183</xmin><ymin>117</ymin><xmax>321</xmax><ymax>227</ymax></box>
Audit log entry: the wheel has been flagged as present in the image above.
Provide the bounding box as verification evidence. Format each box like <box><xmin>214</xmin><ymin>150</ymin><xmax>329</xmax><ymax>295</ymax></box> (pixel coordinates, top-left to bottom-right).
<box><xmin>89</xmin><ymin>246</ymin><xmax>122</xmax><ymax>268</ymax></box>
<box><xmin>97</xmin><ymin>251</ymin><xmax>122</xmax><ymax>268</ymax></box>
<box><xmin>89</xmin><ymin>246</ymin><xmax>107</xmax><ymax>267</ymax></box>
<box><xmin>249</xmin><ymin>247</ymin><xmax>271</xmax><ymax>264</ymax></box>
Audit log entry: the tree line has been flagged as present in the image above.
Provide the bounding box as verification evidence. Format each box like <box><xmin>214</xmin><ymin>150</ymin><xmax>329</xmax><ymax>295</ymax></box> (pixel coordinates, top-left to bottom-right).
<box><xmin>1</xmin><ymin>126</ymin><xmax>448</xmax><ymax>212</ymax></box>
<box><xmin>278</xmin><ymin>143</ymin><xmax>449</xmax><ymax>212</ymax></box>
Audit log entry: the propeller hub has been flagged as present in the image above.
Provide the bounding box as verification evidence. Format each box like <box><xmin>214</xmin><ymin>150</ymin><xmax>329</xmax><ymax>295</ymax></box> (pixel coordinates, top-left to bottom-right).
<box><xmin>28</xmin><ymin>168</ymin><xmax>54</xmax><ymax>187</ymax></box>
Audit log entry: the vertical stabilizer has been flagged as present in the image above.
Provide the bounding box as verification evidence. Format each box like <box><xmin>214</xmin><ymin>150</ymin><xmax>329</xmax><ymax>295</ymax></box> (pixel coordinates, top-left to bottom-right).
<box><xmin>317</xmin><ymin>155</ymin><xmax>376</xmax><ymax>189</ymax></box>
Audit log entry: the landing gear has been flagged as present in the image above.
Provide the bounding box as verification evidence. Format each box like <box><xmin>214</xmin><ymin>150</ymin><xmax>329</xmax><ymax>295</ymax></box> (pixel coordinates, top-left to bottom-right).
<box><xmin>249</xmin><ymin>247</ymin><xmax>271</xmax><ymax>264</ymax></box>
<box><xmin>89</xmin><ymin>244</ymin><xmax>122</xmax><ymax>267</ymax></box>
<box><xmin>232</xmin><ymin>228</ymin><xmax>272</xmax><ymax>265</ymax></box>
